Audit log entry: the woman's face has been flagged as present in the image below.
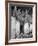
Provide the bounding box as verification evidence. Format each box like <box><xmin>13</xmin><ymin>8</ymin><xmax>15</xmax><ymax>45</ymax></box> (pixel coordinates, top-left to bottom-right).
<box><xmin>18</xmin><ymin>9</ymin><xmax>21</xmax><ymax>12</ymax></box>
<box><xmin>22</xmin><ymin>10</ymin><xmax>24</xmax><ymax>14</ymax></box>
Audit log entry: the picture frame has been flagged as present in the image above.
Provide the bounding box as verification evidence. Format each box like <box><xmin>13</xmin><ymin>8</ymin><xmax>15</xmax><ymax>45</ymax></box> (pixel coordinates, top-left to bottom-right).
<box><xmin>5</xmin><ymin>1</ymin><xmax>37</xmax><ymax>45</ymax></box>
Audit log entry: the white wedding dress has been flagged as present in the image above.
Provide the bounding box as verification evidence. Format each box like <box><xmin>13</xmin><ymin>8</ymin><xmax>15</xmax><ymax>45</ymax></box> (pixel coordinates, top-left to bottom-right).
<box><xmin>24</xmin><ymin>22</ymin><xmax>32</xmax><ymax>34</ymax></box>
<box><xmin>11</xmin><ymin>16</ymin><xmax>20</xmax><ymax>39</ymax></box>
<box><xmin>11</xmin><ymin>16</ymin><xmax>16</xmax><ymax>39</ymax></box>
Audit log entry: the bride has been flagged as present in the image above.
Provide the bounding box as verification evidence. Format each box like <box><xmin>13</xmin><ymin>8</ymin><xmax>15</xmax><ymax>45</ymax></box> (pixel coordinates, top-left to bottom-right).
<box><xmin>24</xmin><ymin>10</ymin><xmax>32</xmax><ymax>35</ymax></box>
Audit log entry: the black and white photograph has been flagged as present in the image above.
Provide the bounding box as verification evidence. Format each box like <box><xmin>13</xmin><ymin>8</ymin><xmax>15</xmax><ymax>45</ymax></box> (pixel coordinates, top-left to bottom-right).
<box><xmin>5</xmin><ymin>1</ymin><xmax>37</xmax><ymax>44</ymax></box>
<box><xmin>10</xmin><ymin>5</ymin><xmax>33</xmax><ymax>39</ymax></box>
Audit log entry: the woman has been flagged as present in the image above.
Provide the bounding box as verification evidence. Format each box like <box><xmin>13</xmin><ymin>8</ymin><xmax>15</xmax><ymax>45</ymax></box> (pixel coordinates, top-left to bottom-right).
<box><xmin>24</xmin><ymin>9</ymin><xmax>32</xmax><ymax>36</ymax></box>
